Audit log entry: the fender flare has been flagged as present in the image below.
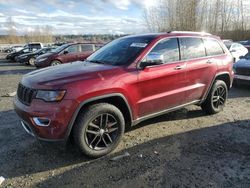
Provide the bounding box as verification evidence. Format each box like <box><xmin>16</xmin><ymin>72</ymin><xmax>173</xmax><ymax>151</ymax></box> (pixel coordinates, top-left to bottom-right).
<box><xmin>64</xmin><ymin>93</ymin><xmax>133</xmax><ymax>140</ymax></box>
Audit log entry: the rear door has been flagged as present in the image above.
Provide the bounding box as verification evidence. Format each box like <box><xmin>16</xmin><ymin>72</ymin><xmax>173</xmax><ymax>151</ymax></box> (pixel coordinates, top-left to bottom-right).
<box><xmin>137</xmin><ymin>38</ymin><xmax>187</xmax><ymax>117</ymax></box>
<box><xmin>180</xmin><ymin>37</ymin><xmax>219</xmax><ymax>103</ymax></box>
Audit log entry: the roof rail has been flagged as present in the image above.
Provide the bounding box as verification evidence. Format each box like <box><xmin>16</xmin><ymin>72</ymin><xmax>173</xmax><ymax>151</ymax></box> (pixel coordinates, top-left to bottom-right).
<box><xmin>169</xmin><ymin>31</ymin><xmax>212</xmax><ymax>35</ymax></box>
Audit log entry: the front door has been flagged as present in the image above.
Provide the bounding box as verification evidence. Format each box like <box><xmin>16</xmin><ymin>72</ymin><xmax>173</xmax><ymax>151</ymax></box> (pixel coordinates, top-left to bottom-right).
<box><xmin>137</xmin><ymin>38</ymin><xmax>187</xmax><ymax>117</ymax></box>
<box><xmin>63</xmin><ymin>44</ymin><xmax>80</xmax><ymax>63</ymax></box>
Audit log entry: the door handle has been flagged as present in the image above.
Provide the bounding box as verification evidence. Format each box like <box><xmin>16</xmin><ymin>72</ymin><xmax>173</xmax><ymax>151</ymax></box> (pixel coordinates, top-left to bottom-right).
<box><xmin>207</xmin><ymin>60</ymin><xmax>213</xmax><ymax>64</ymax></box>
<box><xmin>174</xmin><ymin>65</ymin><xmax>183</xmax><ymax>70</ymax></box>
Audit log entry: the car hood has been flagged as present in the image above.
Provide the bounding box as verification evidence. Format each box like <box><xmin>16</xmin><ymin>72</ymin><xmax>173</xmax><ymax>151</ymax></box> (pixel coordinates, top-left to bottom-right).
<box><xmin>18</xmin><ymin>52</ymin><xmax>34</xmax><ymax>58</ymax></box>
<box><xmin>22</xmin><ymin>61</ymin><xmax>120</xmax><ymax>88</ymax></box>
<box><xmin>234</xmin><ymin>59</ymin><xmax>250</xmax><ymax>69</ymax></box>
<box><xmin>36</xmin><ymin>52</ymin><xmax>55</xmax><ymax>59</ymax></box>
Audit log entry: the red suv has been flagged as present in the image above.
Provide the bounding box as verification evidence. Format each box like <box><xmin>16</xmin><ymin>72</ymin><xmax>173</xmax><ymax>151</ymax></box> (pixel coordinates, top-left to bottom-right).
<box><xmin>14</xmin><ymin>32</ymin><xmax>234</xmax><ymax>158</ymax></box>
<box><xmin>35</xmin><ymin>43</ymin><xmax>102</xmax><ymax>68</ymax></box>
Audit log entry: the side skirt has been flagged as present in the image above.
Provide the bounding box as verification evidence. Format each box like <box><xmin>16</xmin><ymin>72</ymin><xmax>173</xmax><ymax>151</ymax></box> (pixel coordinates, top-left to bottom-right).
<box><xmin>132</xmin><ymin>100</ymin><xmax>201</xmax><ymax>126</ymax></box>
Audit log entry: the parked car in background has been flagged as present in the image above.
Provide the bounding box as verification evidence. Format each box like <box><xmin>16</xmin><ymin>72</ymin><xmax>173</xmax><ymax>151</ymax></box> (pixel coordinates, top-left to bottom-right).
<box><xmin>23</xmin><ymin>42</ymin><xmax>43</xmax><ymax>51</ymax></box>
<box><xmin>16</xmin><ymin>47</ymin><xmax>56</xmax><ymax>65</ymax></box>
<box><xmin>35</xmin><ymin>43</ymin><xmax>101</xmax><ymax>68</ymax></box>
<box><xmin>14</xmin><ymin>32</ymin><xmax>234</xmax><ymax>158</ymax></box>
<box><xmin>6</xmin><ymin>47</ymin><xmax>36</xmax><ymax>61</ymax></box>
<box><xmin>233</xmin><ymin>52</ymin><xmax>250</xmax><ymax>85</ymax></box>
<box><xmin>239</xmin><ymin>40</ymin><xmax>250</xmax><ymax>51</ymax></box>
<box><xmin>223</xmin><ymin>41</ymin><xmax>248</xmax><ymax>62</ymax></box>
<box><xmin>4</xmin><ymin>45</ymin><xmax>23</xmax><ymax>53</ymax></box>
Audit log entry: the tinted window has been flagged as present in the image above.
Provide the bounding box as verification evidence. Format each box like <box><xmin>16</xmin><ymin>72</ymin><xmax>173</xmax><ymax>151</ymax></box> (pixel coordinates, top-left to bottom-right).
<box><xmin>150</xmin><ymin>38</ymin><xmax>180</xmax><ymax>63</ymax></box>
<box><xmin>179</xmin><ymin>38</ymin><xmax>206</xmax><ymax>60</ymax></box>
<box><xmin>67</xmin><ymin>45</ymin><xmax>79</xmax><ymax>53</ymax></box>
<box><xmin>81</xmin><ymin>44</ymin><xmax>94</xmax><ymax>52</ymax></box>
<box><xmin>52</xmin><ymin>44</ymin><xmax>70</xmax><ymax>53</ymax></box>
<box><xmin>204</xmin><ymin>39</ymin><xmax>224</xmax><ymax>56</ymax></box>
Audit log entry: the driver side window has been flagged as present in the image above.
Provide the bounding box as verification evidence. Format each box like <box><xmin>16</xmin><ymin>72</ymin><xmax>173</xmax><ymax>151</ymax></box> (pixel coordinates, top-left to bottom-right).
<box><xmin>150</xmin><ymin>38</ymin><xmax>180</xmax><ymax>64</ymax></box>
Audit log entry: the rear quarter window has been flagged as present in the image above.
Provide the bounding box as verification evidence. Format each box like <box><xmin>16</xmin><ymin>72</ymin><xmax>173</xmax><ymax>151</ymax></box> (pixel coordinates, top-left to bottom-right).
<box><xmin>179</xmin><ymin>37</ymin><xmax>206</xmax><ymax>60</ymax></box>
<box><xmin>204</xmin><ymin>38</ymin><xmax>224</xmax><ymax>56</ymax></box>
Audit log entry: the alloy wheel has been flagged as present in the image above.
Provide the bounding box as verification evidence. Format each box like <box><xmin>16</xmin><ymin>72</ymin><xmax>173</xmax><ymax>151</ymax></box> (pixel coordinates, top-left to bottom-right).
<box><xmin>29</xmin><ymin>58</ymin><xmax>35</xmax><ymax>65</ymax></box>
<box><xmin>85</xmin><ymin>113</ymin><xmax>119</xmax><ymax>150</ymax></box>
<box><xmin>212</xmin><ymin>85</ymin><xmax>226</xmax><ymax>109</ymax></box>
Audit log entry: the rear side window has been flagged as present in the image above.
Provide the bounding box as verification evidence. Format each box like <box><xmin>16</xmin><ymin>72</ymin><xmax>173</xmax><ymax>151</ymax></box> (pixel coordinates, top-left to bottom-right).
<box><xmin>179</xmin><ymin>37</ymin><xmax>206</xmax><ymax>60</ymax></box>
<box><xmin>204</xmin><ymin>39</ymin><xmax>224</xmax><ymax>56</ymax></box>
<box><xmin>150</xmin><ymin>38</ymin><xmax>180</xmax><ymax>63</ymax></box>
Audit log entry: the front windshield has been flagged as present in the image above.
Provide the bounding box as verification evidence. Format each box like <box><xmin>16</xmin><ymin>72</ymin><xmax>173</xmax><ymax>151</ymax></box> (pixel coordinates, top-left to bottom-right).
<box><xmin>87</xmin><ymin>36</ymin><xmax>155</xmax><ymax>66</ymax></box>
<box><xmin>51</xmin><ymin>44</ymin><xmax>70</xmax><ymax>53</ymax></box>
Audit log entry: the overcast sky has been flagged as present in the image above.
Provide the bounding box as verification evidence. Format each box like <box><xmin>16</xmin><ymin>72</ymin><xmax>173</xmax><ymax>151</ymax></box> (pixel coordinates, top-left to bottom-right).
<box><xmin>0</xmin><ymin>0</ymin><xmax>156</xmax><ymax>35</ymax></box>
<box><xmin>0</xmin><ymin>0</ymin><xmax>250</xmax><ymax>35</ymax></box>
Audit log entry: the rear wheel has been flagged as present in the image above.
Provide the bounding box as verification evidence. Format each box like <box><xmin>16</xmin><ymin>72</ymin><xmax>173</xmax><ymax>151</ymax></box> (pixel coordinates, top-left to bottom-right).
<box><xmin>201</xmin><ymin>80</ymin><xmax>228</xmax><ymax>114</ymax></box>
<box><xmin>73</xmin><ymin>103</ymin><xmax>125</xmax><ymax>158</ymax></box>
<box><xmin>28</xmin><ymin>57</ymin><xmax>35</xmax><ymax>65</ymax></box>
<box><xmin>51</xmin><ymin>60</ymin><xmax>61</xmax><ymax>66</ymax></box>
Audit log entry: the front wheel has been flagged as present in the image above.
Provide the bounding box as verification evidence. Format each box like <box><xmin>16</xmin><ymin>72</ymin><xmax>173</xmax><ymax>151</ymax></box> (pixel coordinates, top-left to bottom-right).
<box><xmin>73</xmin><ymin>103</ymin><xmax>125</xmax><ymax>158</ymax></box>
<box><xmin>201</xmin><ymin>80</ymin><xmax>228</xmax><ymax>114</ymax></box>
<box><xmin>28</xmin><ymin>57</ymin><xmax>35</xmax><ymax>65</ymax></box>
<box><xmin>51</xmin><ymin>60</ymin><xmax>61</xmax><ymax>66</ymax></box>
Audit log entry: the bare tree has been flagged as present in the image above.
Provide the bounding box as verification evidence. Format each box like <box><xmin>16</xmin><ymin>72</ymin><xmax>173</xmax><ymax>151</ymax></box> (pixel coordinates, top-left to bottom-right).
<box><xmin>143</xmin><ymin>0</ymin><xmax>249</xmax><ymax>40</ymax></box>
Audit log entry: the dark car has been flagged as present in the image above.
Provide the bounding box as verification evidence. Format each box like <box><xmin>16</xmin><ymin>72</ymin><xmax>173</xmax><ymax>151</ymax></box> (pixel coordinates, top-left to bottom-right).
<box><xmin>239</xmin><ymin>40</ymin><xmax>250</xmax><ymax>51</ymax></box>
<box><xmin>16</xmin><ymin>47</ymin><xmax>56</xmax><ymax>65</ymax></box>
<box><xmin>233</xmin><ymin>52</ymin><xmax>250</xmax><ymax>85</ymax></box>
<box><xmin>35</xmin><ymin>43</ymin><xmax>101</xmax><ymax>68</ymax></box>
<box><xmin>14</xmin><ymin>32</ymin><xmax>233</xmax><ymax>158</ymax></box>
<box><xmin>6</xmin><ymin>47</ymin><xmax>36</xmax><ymax>62</ymax></box>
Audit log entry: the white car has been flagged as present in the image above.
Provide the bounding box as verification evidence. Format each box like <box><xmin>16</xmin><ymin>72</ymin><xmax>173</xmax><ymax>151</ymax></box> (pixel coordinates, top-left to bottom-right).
<box><xmin>223</xmin><ymin>41</ymin><xmax>248</xmax><ymax>62</ymax></box>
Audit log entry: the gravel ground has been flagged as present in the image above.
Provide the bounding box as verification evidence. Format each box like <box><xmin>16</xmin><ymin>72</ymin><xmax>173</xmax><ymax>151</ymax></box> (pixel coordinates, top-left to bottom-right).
<box><xmin>0</xmin><ymin>53</ymin><xmax>250</xmax><ymax>188</ymax></box>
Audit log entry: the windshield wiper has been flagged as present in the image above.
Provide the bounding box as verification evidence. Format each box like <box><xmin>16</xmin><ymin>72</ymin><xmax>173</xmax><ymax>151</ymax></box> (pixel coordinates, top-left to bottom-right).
<box><xmin>87</xmin><ymin>60</ymin><xmax>106</xmax><ymax>64</ymax></box>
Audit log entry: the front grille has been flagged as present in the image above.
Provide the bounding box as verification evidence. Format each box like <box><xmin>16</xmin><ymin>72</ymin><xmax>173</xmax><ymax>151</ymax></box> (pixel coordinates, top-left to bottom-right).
<box><xmin>236</xmin><ymin>67</ymin><xmax>250</xmax><ymax>76</ymax></box>
<box><xmin>17</xmin><ymin>83</ymin><xmax>37</xmax><ymax>105</ymax></box>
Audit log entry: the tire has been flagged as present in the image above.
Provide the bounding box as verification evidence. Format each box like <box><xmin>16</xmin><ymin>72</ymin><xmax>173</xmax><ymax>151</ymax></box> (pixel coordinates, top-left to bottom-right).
<box><xmin>201</xmin><ymin>80</ymin><xmax>228</xmax><ymax>115</ymax></box>
<box><xmin>51</xmin><ymin>60</ymin><xmax>61</xmax><ymax>66</ymax></box>
<box><xmin>28</xmin><ymin>57</ymin><xmax>35</xmax><ymax>65</ymax></box>
<box><xmin>73</xmin><ymin>103</ymin><xmax>125</xmax><ymax>158</ymax></box>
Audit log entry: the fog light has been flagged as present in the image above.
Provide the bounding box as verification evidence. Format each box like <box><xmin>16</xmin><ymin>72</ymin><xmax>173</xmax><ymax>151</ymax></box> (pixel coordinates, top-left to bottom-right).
<box><xmin>33</xmin><ymin>117</ymin><xmax>51</xmax><ymax>127</ymax></box>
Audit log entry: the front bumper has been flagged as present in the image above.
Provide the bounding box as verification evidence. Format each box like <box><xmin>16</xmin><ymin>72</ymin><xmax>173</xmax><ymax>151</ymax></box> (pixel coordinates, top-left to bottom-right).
<box><xmin>35</xmin><ymin>59</ymin><xmax>51</xmax><ymax>68</ymax></box>
<box><xmin>14</xmin><ymin>97</ymin><xmax>79</xmax><ymax>141</ymax></box>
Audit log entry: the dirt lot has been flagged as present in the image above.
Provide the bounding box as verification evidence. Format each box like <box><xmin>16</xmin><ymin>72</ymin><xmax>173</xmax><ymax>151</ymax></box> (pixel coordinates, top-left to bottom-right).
<box><xmin>0</xmin><ymin>53</ymin><xmax>249</xmax><ymax>188</ymax></box>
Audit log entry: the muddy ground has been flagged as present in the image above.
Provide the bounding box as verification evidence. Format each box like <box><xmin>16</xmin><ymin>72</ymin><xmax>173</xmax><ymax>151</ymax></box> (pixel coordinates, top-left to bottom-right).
<box><xmin>0</xmin><ymin>53</ymin><xmax>249</xmax><ymax>188</ymax></box>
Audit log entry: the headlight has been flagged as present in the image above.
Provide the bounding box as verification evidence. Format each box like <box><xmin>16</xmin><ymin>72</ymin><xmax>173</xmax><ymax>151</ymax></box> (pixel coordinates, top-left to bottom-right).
<box><xmin>38</xmin><ymin>57</ymin><xmax>47</xmax><ymax>62</ymax></box>
<box><xmin>36</xmin><ymin>90</ymin><xmax>66</xmax><ymax>102</ymax></box>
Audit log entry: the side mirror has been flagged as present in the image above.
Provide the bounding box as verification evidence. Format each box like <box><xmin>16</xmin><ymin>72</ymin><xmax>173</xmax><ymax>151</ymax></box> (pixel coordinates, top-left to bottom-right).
<box><xmin>140</xmin><ymin>52</ymin><xmax>164</xmax><ymax>69</ymax></box>
<box><xmin>63</xmin><ymin>50</ymin><xmax>69</xmax><ymax>55</ymax></box>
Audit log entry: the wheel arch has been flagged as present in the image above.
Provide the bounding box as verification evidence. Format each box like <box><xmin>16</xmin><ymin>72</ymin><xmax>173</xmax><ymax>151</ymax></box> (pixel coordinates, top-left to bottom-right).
<box><xmin>50</xmin><ymin>59</ymin><xmax>62</xmax><ymax>65</ymax></box>
<box><xmin>201</xmin><ymin>72</ymin><xmax>231</xmax><ymax>103</ymax></box>
<box><xmin>65</xmin><ymin>93</ymin><xmax>133</xmax><ymax>140</ymax></box>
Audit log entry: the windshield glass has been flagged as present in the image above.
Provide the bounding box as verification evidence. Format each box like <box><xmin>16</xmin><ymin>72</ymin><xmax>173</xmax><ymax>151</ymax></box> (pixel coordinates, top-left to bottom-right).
<box><xmin>51</xmin><ymin>44</ymin><xmax>70</xmax><ymax>53</ymax></box>
<box><xmin>86</xmin><ymin>36</ymin><xmax>155</xmax><ymax>66</ymax></box>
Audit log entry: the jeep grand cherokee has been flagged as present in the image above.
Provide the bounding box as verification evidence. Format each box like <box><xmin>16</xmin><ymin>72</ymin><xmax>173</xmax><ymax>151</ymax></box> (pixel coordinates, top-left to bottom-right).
<box><xmin>14</xmin><ymin>32</ymin><xmax>234</xmax><ymax>158</ymax></box>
